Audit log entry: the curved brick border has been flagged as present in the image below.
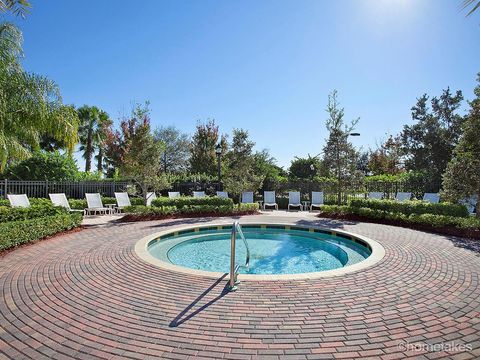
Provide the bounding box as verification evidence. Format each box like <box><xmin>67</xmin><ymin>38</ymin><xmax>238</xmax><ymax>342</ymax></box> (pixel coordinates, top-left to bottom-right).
<box><xmin>1</xmin><ymin>214</ymin><xmax>479</xmax><ymax>359</ymax></box>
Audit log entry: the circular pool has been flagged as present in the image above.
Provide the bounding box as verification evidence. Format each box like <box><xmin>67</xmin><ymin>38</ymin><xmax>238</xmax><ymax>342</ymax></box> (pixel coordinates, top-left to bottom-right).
<box><xmin>137</xmin><ymin>224</ymin><xmax>385</xmax><ymax>279</ymax></box>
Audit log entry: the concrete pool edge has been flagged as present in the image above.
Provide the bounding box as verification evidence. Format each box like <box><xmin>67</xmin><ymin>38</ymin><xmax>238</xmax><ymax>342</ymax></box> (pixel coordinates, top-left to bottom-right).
<box><xmin>134</xmin><ymin>222</ymin><xmax>386</xmax><ymax>281</ymax></box>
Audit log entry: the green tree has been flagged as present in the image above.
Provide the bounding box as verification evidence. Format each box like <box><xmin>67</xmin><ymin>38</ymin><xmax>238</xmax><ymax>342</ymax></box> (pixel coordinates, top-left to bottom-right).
<box><xmin>223</xmin><ymin>129</ymin><xmax>264</xmax><ymax>200</ymax></box>
<box><xmin>39</xmin><ymin>134</ymin><xmax>67</xmax><ymax>152</ymax></box>
<box><xmin>0</xmin><ymin>22</ymin><xmax>78</xmax><ymax>172</ymax></box>
<box><xmin>154</xmin><ymin>126</ymin><xmax>190</xmax><ymax>173</ymax></box>
<box><xmin>289</xmin><ymin>155</ymin><xmax>322</xmax><ymax>179</ymax></box>
<box><xmin>368</xmin><ymin>135</ymin><xmax>404</xmax><ymax>175</ymax></box>
<box><xmin>2</xmin><ymin>151</ymin><xmax>79</xmax><ymax>180</ymax></box>
<box><xmin>356</xmin><ymin>151</ymin><xmax>370</xmax><ymax>176</ymax></box>
<box><xmin>253</xmin><ymin>149</ymin><xmax>286</xmax><ymax>192</ymax></box>
<box><xmin>442</xmin><ymin>74</ymin><xmax>480</xmax><ymax>217</ymax></box>
<box><xmin>103</xmin><ymin>102</ymin><xmax>150</xmax><ymax>177</ymax></box>
<box><xmin>118</xmin><ymin>107</ymin><xmax>170</xmax><ymax>203</ymax></box>
<box><xmin>401</xmin><ymin>88</ymin><xmax>464</xmax><ymax>190</ymax></box>
<box><xmin>189</xmin><ymin>119</ymin><xmax>226</xmax><ymax>176</ymax></box>
<box><xmin>322</xmin><ymin>90</ymin><xmax>360</xmax><ymax>204</ymax></box>
<box><xmin>0</xmin><ymin>0</ymin><xmax>30</xmax><ymax>18</ymax></box>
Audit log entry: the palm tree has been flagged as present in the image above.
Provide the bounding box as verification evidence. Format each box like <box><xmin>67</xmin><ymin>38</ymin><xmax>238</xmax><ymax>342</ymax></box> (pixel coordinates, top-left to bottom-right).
<box><xmin>78</xmin><ymin>106</ymin><xmax>99</xmax><ymax>172</ymax></box>
<box><xmin>463</xmin><ymin>0</ymin><xmax>480</xmax><ymax>16</ymax></box>
<box><xmin>78</xmin><ymin>106</ymin><xmax>112</xmax><ymax>173</ymax></box>
<box><xmin>94</xmin><ymin>110</ymin><xmax>113</xmax><ymax>173</ymax></box>
<box><xmin>0</xmin><ymin>22</ymin><xmax>78</xmax><ymax>172</ymax></box>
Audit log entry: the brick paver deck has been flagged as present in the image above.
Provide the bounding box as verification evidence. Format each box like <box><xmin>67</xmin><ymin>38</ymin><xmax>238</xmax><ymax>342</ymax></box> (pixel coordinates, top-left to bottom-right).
<box><xmin>1</xmin><ymin>213</ymin><xmax>479</xmax><ymax>359</ymax></box>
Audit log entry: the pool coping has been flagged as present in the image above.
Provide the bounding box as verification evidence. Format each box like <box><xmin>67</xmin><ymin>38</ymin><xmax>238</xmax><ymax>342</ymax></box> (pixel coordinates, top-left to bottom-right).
<box><xmin>134</xmin><ymin>222</ymin><xmax>386</xmax><ymax>281</ymax></box>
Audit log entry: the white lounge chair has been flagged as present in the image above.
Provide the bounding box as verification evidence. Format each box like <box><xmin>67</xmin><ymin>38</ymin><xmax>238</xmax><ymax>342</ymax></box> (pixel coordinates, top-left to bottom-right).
<box><xmin>193</xmin><ymin>191</ymin><xmax>205</xmax><ymax>198</ymax></box>
<box><xmin>310</xmin><ymin>192</ymin><xmax>324</xmax><ymax>211</ymax></box>
<box><xmin>114</xmin><ymin>192</ymin><xmax>131</xmax><ymax>211</ymax></box>
<box><xmin>7</xmin><ymin>194</ymin><xmax>30</xmax><ymax>208</ymax></box>
<box><xmin>263</xmin><ymin>191</ymin><xmax>278</xmax><ymax>210</ymax></box>
<box><xmin>168</xmin><ymin>192</ymin><xmax>180</xmax><ymax>198</ymax></box>
<box><xmin>395</xmin><ymin>192</ymin><xmax>412</xmax><ymax>202</ymax></box>
<box><xmin>460</xmin><ymin>195</ymin><xmax>477</xmax><ymax>216</ymax></box>
<box><xmin>49</xmin><ymin>193</ymin><xmax>83</xmax><ymax>212</ymax></box>
<box><xmin>423</xmin><ymin>193</ymin><xmax>440</xmax><ymax>204</ymax></box>
<box><xmin>146</xmin><ymin>192</ymin><xmax>157</xmax><ymax>206</ymax></box>
<box><xmin>368</xmin><ymin>192</ymin><xmax>383</xmax><ymax>200</ymax></box>
<box><xmin>85</xmin><ymin>193</ymin><xmax>111</xmax><ymax>215</ymax></box>
<box><xmin>241</xmin><ymin>191</ymin><xmax>254</xmax><ymax>203</ymax></box>
<box><xmin>288</xmin><ymin>191</ymin><xmax>303</xmax><ymax>211</ymax></box>
<box><xmin>217</xmin><ymin>191</ymin><xmax>228</xmax><ymax>198</ymax></box>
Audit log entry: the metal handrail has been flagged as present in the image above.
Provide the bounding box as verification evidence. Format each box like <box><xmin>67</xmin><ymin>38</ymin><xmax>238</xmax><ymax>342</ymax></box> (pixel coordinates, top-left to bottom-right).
<box><xmin>229</xmin><ymin>221</ymin><xmax>250</xmax><ymax>291</ymax></box>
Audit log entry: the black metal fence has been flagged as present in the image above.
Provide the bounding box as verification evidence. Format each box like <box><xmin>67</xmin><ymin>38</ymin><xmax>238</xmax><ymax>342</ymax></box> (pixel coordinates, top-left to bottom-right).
<box><xmin>0</xmin><ymin>180</ymin><xmax>224</xmax><ymax>199</ymax></box>
<box><xmin>0</xmin><ymin>180</ymin><xmax>131</xmax><ymax>199</ymax></box>
<box><xmin>0</xmin><ymin>178</ymin><xmax>435</xmax><ymax>202</ymax></box>
<box><xmin>273</xmin><ymin>178</ymin><xmax>439</xmax><ymax>204</ymax></box>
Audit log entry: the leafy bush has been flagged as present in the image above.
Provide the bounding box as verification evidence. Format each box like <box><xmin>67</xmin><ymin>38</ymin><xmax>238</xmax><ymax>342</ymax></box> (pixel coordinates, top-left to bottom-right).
<box><xmin>123</xmin><ymin>205</ymin><xmax>177</xmax><ymax>216</ymax></box>
<box><xmin>320</xmin><ymin>205</ymin><xmax>480</xmax><ymax>230</ymax></box>
<box><xmin>0</xmin><ymin>213</ymin><xmax>83</xmax><ymax>251</ymax></box>
<box><xmin>123</xmin><ymin>201</ymin><xmax>259</xmax><ymax>217</ymax></box>
<box><xmin>152</xmin><ymin>196</ymin><xmax>234</xmax><ymax>208</ymax></box>
<box><xmin>0</xmin><ymin>202</ymin><xmax>67</xmax><ymax>223</ymax></box>
<box><xmin>2</xmin><ymin>151</ymin><xmax>79</xmax><ymax>181</ymax></box>
<box><xmin>349</xmin><ymin>198</ymin><xmax>469</xmax><ymax>217</ymax></box>
<box><xmin>236</xmin><ymin>203</ymin><xmax>259</xmax><ymax>213</ymax></box>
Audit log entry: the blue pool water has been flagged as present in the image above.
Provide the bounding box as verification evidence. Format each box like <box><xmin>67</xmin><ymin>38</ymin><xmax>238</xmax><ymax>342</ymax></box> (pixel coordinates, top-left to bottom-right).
<box><xmin>148</xmin><ymin>227</ymin><xmax>371</xmax><ymax>275</ymax></box>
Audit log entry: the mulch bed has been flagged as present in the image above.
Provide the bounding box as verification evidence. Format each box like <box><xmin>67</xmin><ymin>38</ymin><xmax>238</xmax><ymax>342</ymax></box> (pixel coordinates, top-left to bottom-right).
<box><xmin>119</xmin><ymin>211</ymin><xmax>260</xmax><ymax>222</ymax></box>
<box><xmin>318</xmin><ymin>212</ymin><xmax>480</xmax><ymax>240</ymax></box>
<box><xmin>0</xmin><ymin>226</ymin><xmax>85</xmax><ymax>257</ymax></box>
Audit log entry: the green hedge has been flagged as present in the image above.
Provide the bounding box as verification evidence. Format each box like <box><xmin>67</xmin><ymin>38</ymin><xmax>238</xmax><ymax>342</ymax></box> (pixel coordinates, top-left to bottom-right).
<box><xmin>349</xmin><ymin>198</ymin><xmax>469</xmax><ymax>218</ymax></box>
<box><xmin>151</xmin><ymin>196</ymin><xmax>234</xmax><ymax>208</ymax></box>
<box><xmin>124</xmin><ymin>202</ymin><xmax>259</xmax><ymax>217</ymax></box>
<box><xmin>0</xmin><ymin>213</ymin><xmax>83</xmax><ymax>251</ymax></box>
<box><xmin>320</xmin><ymin>205</ymin><xmax>480</xmax><ymax>230</ymax></box>
<box><xmin>0</xmin><ymin>203</ymin><xmax>67</xmax><ymax>223</ymax></box>
<box><xmin>0</xmin><ymin>197</ymin><xmax>145</xmax><ymax>210</ymax></box>
<box><xmin>0</xmin><ymin>197</ymin><xmax>53</xmax><ymax>207</ymax></box>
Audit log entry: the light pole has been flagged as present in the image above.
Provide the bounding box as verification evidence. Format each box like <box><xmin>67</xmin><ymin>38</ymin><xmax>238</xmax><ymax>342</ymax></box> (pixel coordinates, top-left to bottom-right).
<box><xmin>336</xmin><ymin>132</ymin><xmax>360</xmax><ymax>205</ymax></box>
<box><xmin>215</xmin><ymin>144</ymin><xmax>222</xmax><ymax>189</ymax></box>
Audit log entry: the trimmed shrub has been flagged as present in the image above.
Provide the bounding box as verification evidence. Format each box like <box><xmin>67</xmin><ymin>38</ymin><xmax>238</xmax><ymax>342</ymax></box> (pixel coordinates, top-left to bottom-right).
<box><xmin>349</xmin><ymin>199</ymin><xmax>469</xmax><ymax>218</ymax></box>
<box><xmin>123</xmin><ymin>201</ymin><xmax>259</xmax><ymax>219</ymax></box>
<box><xmin>236</xmin><ymin>203</ymin><xmax>259</xmax><ymax>213</ymax></box>
<box><xmin>0</xmin><ymin>202</ymin><xmax>67</xmax><ymax>223</ymax></box>
<box><xmin>123</xmin><ymin>205</ymin><xmax>177</xmax><ymax>216</ymax></box>
<box><xmin>151</xmin><ymin>196</ymin><xmax>234</xmax><ymax>208</ymax></box>
<box><xmin>319</xmin><ymin>205</ymin><xmax>480</xmax><ymax>230</ymax></box>
<box><xmin>0</xmin><ymin>213</ymin><xmax>83</xmax><ymax>251</ymax></box>
<box><xmin>0</xmin><ymin>198</ymin><xmax>53</xmax><ymax>207</ymax></box>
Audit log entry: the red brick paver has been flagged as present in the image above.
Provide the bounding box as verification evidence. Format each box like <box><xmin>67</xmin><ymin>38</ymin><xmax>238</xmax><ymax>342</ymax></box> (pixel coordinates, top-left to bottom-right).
<box><xmin>1</xmin><ymin>215</ymin><xmax>479</xmax><ymax>359</ymax></box>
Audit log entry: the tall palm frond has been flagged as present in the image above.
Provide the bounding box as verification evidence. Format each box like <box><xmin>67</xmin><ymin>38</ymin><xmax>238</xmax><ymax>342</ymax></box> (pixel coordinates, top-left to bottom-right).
<box><xmin>0</xmin><ymin>0</ymin><xmax>31</xmax><ymax>18</ymax></box>
<box><xmin>462</xmin><ymin>0</ymin><xmax>480</xmax><ymax>16</ymax></box>
<box><xmin>0</xmin><ymin>22</ymin><xmax>79</xmax><ymax>171</ymax></box>
<box><xmin>0</xmin><ymin>22</ymin><xmax>22</xmax><ymax>70</ymax></box>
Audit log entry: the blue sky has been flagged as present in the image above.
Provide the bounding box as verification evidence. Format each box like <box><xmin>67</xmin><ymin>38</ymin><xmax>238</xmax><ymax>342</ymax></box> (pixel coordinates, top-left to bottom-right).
<box><xmin>7</xmin><ymin>0</ymin><xmax>480</xmax><ymax>168</ymax></box>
